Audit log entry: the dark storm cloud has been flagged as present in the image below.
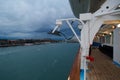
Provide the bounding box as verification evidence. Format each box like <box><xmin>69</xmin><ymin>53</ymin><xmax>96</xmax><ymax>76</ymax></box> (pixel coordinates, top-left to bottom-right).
<box><xmin>0</xmin><ymin>0</ymin><xmax>74</xmax><ymax>39</ymax></box>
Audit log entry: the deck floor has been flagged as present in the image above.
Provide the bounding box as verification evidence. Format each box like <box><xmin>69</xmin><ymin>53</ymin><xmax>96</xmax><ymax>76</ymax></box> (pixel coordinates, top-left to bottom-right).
<box><xmin>87</xmin><ymin>48</ymin><xmax>120</xmax><ymax>80</ymax></box>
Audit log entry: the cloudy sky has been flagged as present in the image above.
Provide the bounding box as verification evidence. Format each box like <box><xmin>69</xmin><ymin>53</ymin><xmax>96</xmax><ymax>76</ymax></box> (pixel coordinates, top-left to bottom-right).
<box><xmin>0</xmin><ymin>0</ymin><xmax>74</xmax><ymax>39</ymax></box>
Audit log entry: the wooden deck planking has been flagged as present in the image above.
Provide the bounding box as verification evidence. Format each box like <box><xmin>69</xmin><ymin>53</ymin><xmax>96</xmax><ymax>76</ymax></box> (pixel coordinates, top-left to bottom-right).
<box><xmin>87</xmin><ymin>49</ymin><xmax>120</xmax><ymax>80</ymax></box>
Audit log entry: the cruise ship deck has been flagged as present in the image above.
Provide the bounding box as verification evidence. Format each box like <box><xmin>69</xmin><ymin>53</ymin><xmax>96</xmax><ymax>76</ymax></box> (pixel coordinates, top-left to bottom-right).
<box><xmin>50</xmin><ymin>0</ymin><xmax>120</xmax><ymax>80</ymax></box>
<box><xmin>68</xmin><ymin>47</ymin><xmax>120</xmax><ymax>80</ymax></box>
<box><xmin>87</xmin><ymin>48</ymin><xmax>120</xmax><ymax>80</ymax></box>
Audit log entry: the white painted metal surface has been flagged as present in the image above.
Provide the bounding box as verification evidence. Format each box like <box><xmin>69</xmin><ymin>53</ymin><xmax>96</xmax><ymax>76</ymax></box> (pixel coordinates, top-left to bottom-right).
<box><xmin>80</xmin><ymin>0</ymin><xmax>120</xmax><ymax>80</ymax></box>
<box><xmin>114</xmin><ymin>28</ymin><xmax>120</xmax><ymax>65</ymax></box>
<box><xmin>79</xmin><ymin>13</ymin><xmax>92</xmax><ymax>20</ymax></box>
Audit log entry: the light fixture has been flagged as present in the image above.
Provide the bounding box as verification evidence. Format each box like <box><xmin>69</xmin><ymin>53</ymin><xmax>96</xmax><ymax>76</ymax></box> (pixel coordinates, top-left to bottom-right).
<box><xmin>112</xmin><ymin>25</ymin><xmax>115</xmax><ymax>29</ymax></box>
<box><xmin>117</xmin><ymin>24</ymin><xmax>120</xmax><ymax>28</ymax></box>
<box><xmin>119</xmin><ymin>4</ymin><xmax>120</xmax><ymax>8</ymax></box>
<box><xmin>109</xmin><ymin>32</ymin><xmax>112</xmax><ymax>35</ymax></box>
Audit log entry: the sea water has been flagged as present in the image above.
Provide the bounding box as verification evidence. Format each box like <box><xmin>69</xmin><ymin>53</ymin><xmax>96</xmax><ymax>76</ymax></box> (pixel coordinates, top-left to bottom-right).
<box><xmin>0</xmin><ymin>43</ymin><xmax>79</xmax><ymax>80</ymax></box>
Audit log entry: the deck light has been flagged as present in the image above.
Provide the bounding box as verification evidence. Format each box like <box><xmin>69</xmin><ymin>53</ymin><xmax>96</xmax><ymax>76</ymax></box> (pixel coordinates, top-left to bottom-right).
<box><xmin>117</xmin><ymin>24</ymin><xmax>120</xmax><ymax>28</ymax></box>
<box><xmin>119</xmin><ymin>4</ymin><xmax>120</xmax><ymax>7</ymax></box>
<box><xmin>112</xmin><ymin>26</ymin><xmax>115</xmax><ymax>29</ymax></box>
<box><xmin>109</xmin><ymin>32</ymin><xmax>112</xmax><ymax>35</ymax></box>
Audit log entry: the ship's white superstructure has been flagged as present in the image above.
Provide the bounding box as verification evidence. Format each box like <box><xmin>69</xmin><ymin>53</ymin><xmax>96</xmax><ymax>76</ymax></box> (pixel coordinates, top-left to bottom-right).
<box><xmin>52</xmin><ymin>0</ymin><xmax>120</xmax><ymax>80</ymax></box>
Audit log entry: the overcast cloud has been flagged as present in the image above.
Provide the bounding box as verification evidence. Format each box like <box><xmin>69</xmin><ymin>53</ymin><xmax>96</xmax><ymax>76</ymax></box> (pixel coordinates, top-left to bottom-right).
<box><xmin>0</xmin><ymin>0</ymin><xmax>74</xmax><ymax>39</ymax></box>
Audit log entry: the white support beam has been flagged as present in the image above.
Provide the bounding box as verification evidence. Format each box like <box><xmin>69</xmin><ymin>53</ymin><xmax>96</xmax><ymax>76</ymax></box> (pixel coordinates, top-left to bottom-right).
<box><xmin>52</xmin><ymin>25</ymin><xmax>59</xmax><ymax>33</ymax></box>
<box><xmin>66</xmin><ymin>20</ymin><xmax>81</xmax><ymax>44</ymax></box>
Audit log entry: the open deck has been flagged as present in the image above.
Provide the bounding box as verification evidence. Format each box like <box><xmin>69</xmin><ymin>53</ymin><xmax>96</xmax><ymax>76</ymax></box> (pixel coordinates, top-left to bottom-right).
<box><xmin>87</xmin><ymin>48</ymin><xmax>120</xmax><ymax>80</ymax></box>
<box><xmin>68</xmin><ymin>48</ymin><xmax>120</xmax><ymax>80</ymax></box>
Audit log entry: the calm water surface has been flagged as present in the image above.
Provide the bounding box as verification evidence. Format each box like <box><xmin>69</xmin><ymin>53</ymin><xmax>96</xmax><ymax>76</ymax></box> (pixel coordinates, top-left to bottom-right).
<box><xmin>0</xmin><ymin>43</ymin><xmax>79</xmax><ymax>80</ymax></box>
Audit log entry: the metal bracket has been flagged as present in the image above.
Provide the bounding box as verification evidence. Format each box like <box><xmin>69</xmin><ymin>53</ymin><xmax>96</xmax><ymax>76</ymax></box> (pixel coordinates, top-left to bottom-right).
<box><xmin>52</xmin><ymin>18</ymin><xmax>84</xmax><ymax>44</ymax></box>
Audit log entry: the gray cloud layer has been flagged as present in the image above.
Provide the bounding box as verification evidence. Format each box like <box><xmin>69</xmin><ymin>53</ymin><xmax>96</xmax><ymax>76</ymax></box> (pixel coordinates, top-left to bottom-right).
<box><xmin>0</xmin><ymin>0</ymin><xmax>74</xmax><ymax>39</ymax></box>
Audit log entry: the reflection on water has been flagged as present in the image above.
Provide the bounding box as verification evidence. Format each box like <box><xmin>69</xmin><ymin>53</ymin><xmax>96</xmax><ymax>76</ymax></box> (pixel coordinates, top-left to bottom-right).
<box><xmin>0</xmin><ymin>43</ymin><xmax>79</xmax><ymax>80</ymax></box>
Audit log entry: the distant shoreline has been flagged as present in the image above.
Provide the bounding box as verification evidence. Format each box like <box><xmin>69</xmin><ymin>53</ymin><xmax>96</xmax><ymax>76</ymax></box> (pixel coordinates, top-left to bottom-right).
<box><xmin>0</xmin><ymin>39</ymin><xmax>61</xmax><ymax>47</ymax></box>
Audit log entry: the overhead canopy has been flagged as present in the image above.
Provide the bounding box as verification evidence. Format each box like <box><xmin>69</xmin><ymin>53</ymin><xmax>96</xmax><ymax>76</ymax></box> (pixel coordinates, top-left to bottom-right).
<box><xmin>69</xmin><ymin>0</ymin><xmax>106</xmax><ymax>18</ymax></box>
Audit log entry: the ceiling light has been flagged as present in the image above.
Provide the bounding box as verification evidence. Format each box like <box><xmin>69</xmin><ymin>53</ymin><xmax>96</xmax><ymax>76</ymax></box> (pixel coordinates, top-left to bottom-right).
<box><xmin>109</xmin><ymin>32</ymin><xmax>112</xmax><ymax>35</ymax></box>
<box><xmin>112</xmin><ymin>26</ymin><xmax>115</xmax><ymax>29</ymax></box>
<box><xmin>117</xmin><ymin>24</ymin><xmax>120</xmax><ymax>28</ymax></box>
<box><xmin>119</xmin><ymin>4</ymin><xmax>120</xmax><ymax>7</ymax></box>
